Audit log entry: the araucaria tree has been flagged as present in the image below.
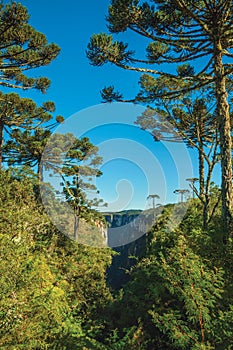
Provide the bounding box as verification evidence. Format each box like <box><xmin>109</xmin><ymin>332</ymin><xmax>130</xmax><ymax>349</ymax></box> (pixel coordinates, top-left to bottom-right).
<box><xmin>39</xmin><ymin>133</ymin><xmax>106</xmax><ymax>241</ymax></box>
<box><xmin>136</xmin><ymin>96</ymin><xmax>220</xmax><ymax>229</ymax></box>
<box><xmin>59</xmin><ymin>135</ymin><xmax>105</xmax><ymax>241</ymax></box>
<box><xmin>0</xmin><ymin>1</ymin><xmax>61</xmax><ymax>170</ymax></box>
<box><xmin>0</xmin><ymin>1</ymin><xmax>63</xmax><ymax>178</ymax></box>
<box><xmin>0</xmin><ymin>2</ymin><xmax>60</xmax><ymax>91</ymax></box>
<box><xmin>0</xmin><ymin>93</ymin><xmax>63</xmax><ymax>170</ymax></box>
<box><xmin>87</xmin><ymin>0</ymin><xmax>233</xmax><ymax>239</ymax></box>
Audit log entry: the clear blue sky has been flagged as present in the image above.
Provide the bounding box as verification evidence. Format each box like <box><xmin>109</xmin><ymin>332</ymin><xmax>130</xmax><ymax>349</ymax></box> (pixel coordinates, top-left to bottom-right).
<box><xmin>15</xmin><ymin>0</ymin><xmax>220</xmax><ymax>211</ymax></box>
<box><xmin>18</xmin><ymin>0</ymin><xmax>140</xmax><ymax>114</ymax></box>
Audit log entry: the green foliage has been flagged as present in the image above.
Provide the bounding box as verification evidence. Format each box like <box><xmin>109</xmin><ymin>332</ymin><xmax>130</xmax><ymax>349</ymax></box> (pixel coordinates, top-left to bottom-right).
<box><xmin>149</xmin><ymin>234</ymin><xmax>225</xmax><ymax>349</ymax></box>
<box><xmin>4</xmin><ymin>128</ymin><xmax>51</xmax><ymax>170</ymax></box>
<box><xmin>99</xmin><ymin>203</ymin><xmax>233</xmax><ymax>350</ymax></box>
<box><xmin>176</xmin><ymin>64</ymin><xmax>195</xmax><ymax>77</ymax></box>
<box><xmin>0</xmin><ymin>2</ymin><xmax>60</xmax><ymax>91</ymax></box>
<box><xmin>0</xmin><ymin>169</ymin><xmax>113</xmax><ymax>349</ymax></box>
<box><xmin>147</xmin><ymin>41</ymin><xmax>169</xmax><ymax>63</ymax></box>
<box><xmin>101</xmin><ymin>86</ymin><xmax>123</xmax><ymax>102</ymax></box>
<box><xmin>87</xmin><ymin>0</ymin><xmax>233</xmax><ymax>237</ymax></box>
<box><xmin>87</xmin><ymin>33</ymin><xmax>134</xmax><ymax>67</ymax></box>
<box><xmin>0</xmin><ymin>169</ymin><xmax>232</xmax><ymax>349</ymax></box>
<box><xmin>0</xmin><ymin>92</ymin><xmax>63</xmax><ymax>168</ymax></box>
<box><xmin>0</xmin><ymin>2</ymin><xmax>233</xmax><ymax>349</ymax></box>
<box><xmin>52</xmin><ymin>135</ymin><xmax>107</xmax><ymax>241</ymax></box>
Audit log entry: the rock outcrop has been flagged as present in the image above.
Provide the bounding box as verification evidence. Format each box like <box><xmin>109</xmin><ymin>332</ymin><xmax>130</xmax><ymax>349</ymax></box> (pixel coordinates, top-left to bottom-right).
<box><xmin>104</xmin><ymin>208</ymin><xmax>163</xmax><ymax>289</ymax></box>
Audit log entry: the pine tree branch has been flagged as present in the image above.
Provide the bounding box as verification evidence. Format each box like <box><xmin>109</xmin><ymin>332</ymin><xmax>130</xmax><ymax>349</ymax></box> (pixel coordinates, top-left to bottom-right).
<box><xmin>174</xmin><ymin>0</ymin><xmax>210</xmax><ymax>34</ymax></box>
<box><xmin>0</xmin><ymin>81</ymin><xmax>31</xmax><ymax>90</ymax></box>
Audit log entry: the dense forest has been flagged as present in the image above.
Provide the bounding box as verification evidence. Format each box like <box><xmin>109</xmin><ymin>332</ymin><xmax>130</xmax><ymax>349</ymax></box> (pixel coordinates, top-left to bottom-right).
<box><xmin>0</xmin><ymin>1</ymin><xmax>233</xmax><ymax>349</ymax></box>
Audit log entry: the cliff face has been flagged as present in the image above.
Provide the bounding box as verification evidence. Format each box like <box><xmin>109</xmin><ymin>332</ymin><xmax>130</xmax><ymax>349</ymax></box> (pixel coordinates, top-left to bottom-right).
<box><xmin>105</xmin><ymin>211</ymin><xmax>141</xmax><ymax>228</ymax></box>
<box><xmin>105</xmin><ymin>208</ymin><xmax>163</xmax><ymax>248</ymax></box>
<box><xmin>104</xmin><ymin>210</ymin><xmax>157</xmax><ymax>289</ymax></box>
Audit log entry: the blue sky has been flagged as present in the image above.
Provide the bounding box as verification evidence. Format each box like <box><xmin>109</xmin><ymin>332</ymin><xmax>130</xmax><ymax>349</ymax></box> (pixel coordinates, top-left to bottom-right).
<box><xmin>17</xmin><ymin>0</ymin><xmax>140</xmax><ymax>114</ymax></box>
<box><xmin>14</xmin><ymin>1</ymin><xmax>220</xmax><ymax>211</ymax></box>
<box><xmin>47</xmin><ymin>102</ymin><xmax>195</xmax><ymax>210</ymax></box>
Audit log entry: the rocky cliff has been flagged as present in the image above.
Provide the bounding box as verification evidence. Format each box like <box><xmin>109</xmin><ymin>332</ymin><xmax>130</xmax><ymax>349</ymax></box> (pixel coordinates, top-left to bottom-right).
<box><xmin>105</xmin><ymin>207</ymin><xmax>163</xmax><ymax>247</ymax></box>
<box><xmin>104</xmin><ymin>208</ymin><xmax>163</xmax><ymax>289</ymax></box>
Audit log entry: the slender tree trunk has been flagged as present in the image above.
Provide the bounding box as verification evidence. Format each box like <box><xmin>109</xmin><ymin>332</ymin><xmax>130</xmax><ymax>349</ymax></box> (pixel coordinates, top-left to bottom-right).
<box><xmin>203</xmin><ymin>195</ymin><xmax>209</xmax><ymax>230</ymax></box>
<box><xmin>198</xmin><ymin>148</ymin><xmax>205</xmax><ymax>200</ymax></box>
<box><xmin>38</xmin><ymin>160</ymin><xmax>43</xmax><ymax>182</ymax></box>
<box><xmin>203</xmin><ymin>164</ymin><xmax>214</xmax><ymax>230</ymax></box>
<box><xmin>181</xmin><ymin>192</ymin><xmax>184</xmax><ymax>203</ymax></box>
<box><xmin>195</xmin><ymin>112</ymin><xmax>205</xmax><ymax>200</ymax></box>
<box><xmin>214</xmin><ymin>44</ymin><xmax>233</xmax><ymax>240</ymax></box>
<box><xmin>0</xmin><ymin>121</ymin><xmax>4</xmax><ymax>170</ymax></box>
<box><xmin>199</xmin><ymin>146</ymin><xmax>209</xmax><ymax>229</ymax></box>
<box><xmin>73</xmin><ymin>206</ymin><xmax>80</xmax><ymax>241</ymax></box>
<box><xmin>196</xmin><ymin>112</ymin><xmax>207</xmax><ymax>227</ymax></box>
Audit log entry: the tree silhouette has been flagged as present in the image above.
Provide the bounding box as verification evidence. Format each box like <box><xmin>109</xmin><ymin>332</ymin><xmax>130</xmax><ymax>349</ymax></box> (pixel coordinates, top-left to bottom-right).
<box><xmin>147</xmin><ymin>194</ymin><xmax>160</xmax><ymax>209</ymax></box>
<box><xmin>173</xmin><ymin>189</ymin><xmax>190</xmax><ymax>203</ymax></box>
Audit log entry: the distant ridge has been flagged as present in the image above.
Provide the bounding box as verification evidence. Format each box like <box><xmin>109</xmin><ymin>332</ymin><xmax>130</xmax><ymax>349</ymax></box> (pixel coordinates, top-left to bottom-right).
<box><xmin>102</xmin><ymin>209</ymin><xmax>142</xmax><ymax>216</ymax></box>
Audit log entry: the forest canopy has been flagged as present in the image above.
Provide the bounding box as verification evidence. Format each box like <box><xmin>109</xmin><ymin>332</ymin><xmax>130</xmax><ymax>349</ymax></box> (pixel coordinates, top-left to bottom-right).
<box><xmin>0</xmin><ymin>1</ymin><xmax>232</xmax><ymax>349</ymax></box>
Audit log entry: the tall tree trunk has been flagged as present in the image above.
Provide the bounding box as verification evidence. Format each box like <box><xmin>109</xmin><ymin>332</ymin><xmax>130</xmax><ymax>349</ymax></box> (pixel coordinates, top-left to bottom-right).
<box><xmin>0</xmin><ymin>121</ymin><xmax>4</xmax><ymax>170</ymax></box>
<box><xmin>214</xmin><ymin>44</ymin><xmax>233</xmax><ymax>240</ymax></box>
<box><xmin>195</xmin><ymin>110</ymin><xmax>205</xmax><ymax>200</ymax></box>
<box><xmin>198</xmin><ymin>147</ymin><xmax>205</xmax><ymax>200</ymax></box>
<box><xmin>203</xmin><ymin>197</ymin><xmax>209</xmax><ymax>230</ymax></box>
<box><xmin>203</xmin><ymin>161</ymin><xmax>216</xmax><ymax>230</ymax></box>
<box><xmin>38</xmin><ymin>160</ymin><xmax>43</xmax><ymax>182</ymax></box>
<box><xmin>196</xmin><ymin>112</ymin><xmax>206</xmax><ymax>225</ymax></box>
<box><xmin>73</xmin><ymin>206</ymin><xmax>80</xmax><ymax>241</ymax></box>
<box><xmin>198</xmin><ymin>116</ymin><xmax>205</xmax><ymax>200</ymax></box>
